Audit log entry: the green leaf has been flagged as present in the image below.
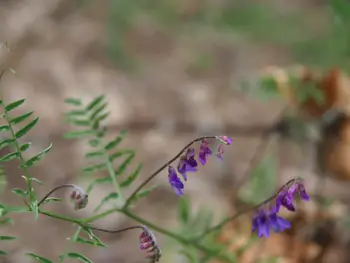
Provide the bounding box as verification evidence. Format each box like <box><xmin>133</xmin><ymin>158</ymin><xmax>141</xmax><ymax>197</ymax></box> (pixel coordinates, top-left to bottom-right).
<box><xmin>66</xmin><ymin>110</ymin><xmax>86</xmax><ymax>117</ymax></box>
<box><xmin>66</xmin><ymin>118</ymin><xmax>90</xmax><ymax>127</ymax></box>
<box><xmin>115</xmin><ymin>151</ymin><xmax>135</xmax><ymax>176</ymax></box>
<box><xmin>85</xmin><ymin>150</ymin><xmax>104</xmax><ymax>159</ymax></box>
<box><xmin>15</xmin><ymin>117</ymin><xmax>39</xmax><ymax>138</ymax></box>
<box><xmin>65</xmin><ymin>252</ymin><xmax>93</xmax><ymax>263</ymax></box>
<box><xmin>20</xmin><ymin>142</ymin><xmax>31</xmax><ymax>152</ymax></box>
<box><xmin>120</xmin><ymin>163</ymin><xmax>142</xmax><ymax>187</ymax></box>
<box><xmin>94</xmin><ymin>192</ymin><xmax>119</xmax><ymax>212</ymax></box>
<box><xmin>0</xmin><ymin>250</ymin><xmax>8</xmax><ymax>255</ymax></box>
<box><xmin>178</xmin><ymin>197</ymin><xmax>190</xmax><ymax>224</ymax></box>
<box><xmin>130</xmin><ymin>185</ymin><xmax>157</xmax><ymax>203</ymax></box>
<box><xmin>86</xmin><ymin>95</ymin><xmax>105</xmax><ymax>111</ymax></box>
<box><xmin>5</xmin><ymin>99</ymin><xmax>25</xmax><ymax>112</ymax></box>
<box><xmin>92</xmin><ymin>112</ymin><xmax>110</xmax><ymax>130</ymax></box>
<box><xmin>29</xmin><ymin>177</ymin><xmax>43</xmax><ymax>185</ymax></box>
<box><xmin>105</xmin><ymin>130</ymin><xmax>127</xmax><ymax>150</ymax></box>
<box><xmin>0</xmin><ymin>125</ymin><xmax>9</xmax><ymax>132</ymax></box>
<box><xmin>64</xmin><ymin>130</ymin><xmax>95</xmax><ymax>139</ymax></box>
<box><xmin>0</xmin><ymin>139</ymin><xmax>14</xmax><ymax>150</ymax></box>
<box><xmin>65</xmin><ymin>98</ymin><xmax>82</xmax><ymax>106</ymax></box>
<box><xmin>108</xmin><ymin>149</ymin><xmax>134</xmax><ymax>162</ymax></box>
<box><xmin>22</xmin><ymin>143</ymin><xmax>52</xmax><ymax>167</ymax></box>
<box><xmin>86</xmin><ymin>177</ymin><xmax>111</xmax><ymax>193</ymax></box>
<box><xmin>42</xmin><ymin>197</ymin><xmax>62</xmax><ymax>204</ymax></box>
<box><xmin>10</xmin><ymin>111</ymin><xmax>33</xmax><ymax>125</ymax></box>
<box><xmin>0</xmin><ymin>218</ymin><xmax>13</xmax><ymax>225</ymax></box>
<box><xmin>82</xmin><ymin>163</ymin><xmax>106</xmax><ymax>173</ymax></box>
<box><xmin>12</xmin><ymin>188</ymin><xmax>28</xmax><ymax>197</ymax></box>
<box><xmin>331</xmin><ymin>0</ymin><xmax>350</xmax><ymax>22</ymax></box>
<box><xmin>81</xmin><ymin>227</ymin><xmax>107</xmax><ymax>248</ymax></box>
<box><xmin>90</xmin><ymin>103</ymin><xmax>107</xmax><ymax>121</ymax></box>
<box><xmin>0</xmin><ymin>235</ymin><xmax>17</xmax><ymax>241</ymax></box>
<box><xmin>0</xmin><ymin>152</ymin><xmax>19</xmax><ymax>162</ymax></box>
<box><xmin>89</xmin><ymin>139</ymin><xmax>99</xmax><ymax>147</ymax></box>
<box><xmin>76</xmin><ymin>236</ymin><xmax>106</xmax><ymax>247</ymax></box>
<box><xmin>26</xmin><ymin>253</ymin><xmax>53</xmax><ymax>263</ymax></box>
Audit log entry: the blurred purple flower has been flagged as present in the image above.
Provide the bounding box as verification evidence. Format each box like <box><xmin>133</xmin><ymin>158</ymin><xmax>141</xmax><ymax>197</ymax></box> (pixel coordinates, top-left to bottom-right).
<box><xmin>199</xmin><ymin>139</ymin><xmax>212</xmax><ymax>165</ymax></box>
<box><xmin>215</xmin><ymin>135</ymin><xmax>232</xmax><ymax>160</ymax></box>
<box><xmin>217</xmin><ymin>135</ymin><xmax>233</xmax><ymax>145</ymax></box>
<box><xmin>177</xmin><ymin>148</ymin><xmax>198</xmax><ymax>181</ymax></box>
<box><xmin>276</xmin><ymin>180</ymin><xmax>310</xmax><ymax>212</ymax></box>
<box><xmin>216</xmin><ymin>144</ymin><xmax>225</xmax><ymax>160</ymax></box>
<box><xmin>168</xmin><ymin>166</ymin><xmax>184</xmax><ymax>196</ymax></box>
<box><xmin>252</xmin><ymin>208</ymin><xmax>291</xmax><ymax>238</ymax></box>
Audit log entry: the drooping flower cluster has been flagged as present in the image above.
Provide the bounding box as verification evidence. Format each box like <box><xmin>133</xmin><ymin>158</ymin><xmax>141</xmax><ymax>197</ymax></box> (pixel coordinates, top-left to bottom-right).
<box><xmin>252</xmin><ymin>178</ymin><xmax>310</xmax><ymax>238</ymax></box>
<box><xmin>70</xmin><ymin>187</ymin><xmax>88</xmax><ymax>210</ymax></box>
<box><xmin>168</xmin><ymin>136</ymin><xmax>232</xmax><ymax>195</ymax></box>
<box><xmin>139</xmin><ymin>226</ymin><xmax>161</xmax><ymax>262</ymax></box>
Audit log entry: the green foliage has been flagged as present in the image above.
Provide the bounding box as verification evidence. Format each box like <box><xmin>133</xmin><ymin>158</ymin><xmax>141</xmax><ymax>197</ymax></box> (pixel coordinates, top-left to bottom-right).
<box><xmin>64</xmin><ymin>95</ymin><xmax>153</xmax><ymax>211</ymax></box>
<box><xmin>26</xmin><ymin>253</ymin><xmax>53</xmax><ymax>263</ymax></box>
<box><xmin>0</xmin><ymin>90</ymin><xmax>52</xmax><ymax>220</ymax></box>
<box><xmin>64</xmin><ymin>252</ymin><xmax>93</xmax><ymax>263</ymax></box>
<box><xmin>238</xmin><ymin>155</ymin><xmax>277</xmax><ymax>205</ymax></box>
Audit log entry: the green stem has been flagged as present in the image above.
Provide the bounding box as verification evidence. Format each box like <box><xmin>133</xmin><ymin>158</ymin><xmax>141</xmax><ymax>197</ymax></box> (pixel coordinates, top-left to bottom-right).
<box><xmin>39</xmin><ymin>210</ymin><xmax>83</xmax><ymax>224</ymax></box>
<box><xmin>104</xmin><ymin>152</ymin><xmax>125</xmax><ymax>204</ymax></box>
<box><xmin>83</xmin><ymin>208</ymin><xmax>118</xmax><ymax>223</ymax></box>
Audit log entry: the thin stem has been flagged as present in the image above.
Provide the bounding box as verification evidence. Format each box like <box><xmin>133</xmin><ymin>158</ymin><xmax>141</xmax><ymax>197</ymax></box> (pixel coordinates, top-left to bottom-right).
<box><xmin>192</xmin><ymin>177</ymin><xmax>299</xmax><ymax>241</ymax></box>
<box><xmin>39</xmin><ymin>210</ymin><xmax>83</xmax><ymax>224</ymax></box>
<box><xmin>85</xmin><ymin>224</ymin><xmax>144</xmax><ymax>234</ymax></box>
<box><xmin>37</xmin><ymin>184</ymin><xmax>84</xmax><ymax>207</ymax></box>
<box><xmin>83</xmin><ymin>208</ymin><xmax>119</xmax><ymax>223</ymax></box>
<box><xmin>123</xmin><ymin>136</ymin><xmax>217</xmax><ymax>208</ymax></box>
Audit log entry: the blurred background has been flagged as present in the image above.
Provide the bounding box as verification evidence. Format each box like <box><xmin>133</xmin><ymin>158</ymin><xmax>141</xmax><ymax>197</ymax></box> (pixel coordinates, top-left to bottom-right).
<box><xmin>1</xmin><ymin>0</ymin><xmax>350</xmax><ymax>262</ymax></box>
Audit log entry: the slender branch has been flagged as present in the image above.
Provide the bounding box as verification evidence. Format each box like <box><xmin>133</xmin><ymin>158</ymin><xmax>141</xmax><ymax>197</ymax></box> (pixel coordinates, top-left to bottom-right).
<box><xmin>191</xmin><ymin>178</ymin><xmax>299</xmax><ymax>241</ymax></box>
<box><xmin>123</xmin><ymin>136</ymin><xmax>217</xmax><ymax>208</ymax></box>
<box><xmin>37</xmin><ymin>184</ymin><xmax>85</xmax><ymax>207</ymax></box>
<box><xmin>84</xmin><ymin>224</ymin><xmax>144</xmax><ymax>234</ymax></box>
<box><xmin>39</xmin><ymin>210</ymin><xmax>84</xmax><ymax>224</ymax></box>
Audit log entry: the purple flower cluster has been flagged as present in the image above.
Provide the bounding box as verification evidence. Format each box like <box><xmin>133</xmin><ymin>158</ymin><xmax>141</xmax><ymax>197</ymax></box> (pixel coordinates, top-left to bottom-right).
<box><xmin>168</xmin><ymin>136</ymin><xmax>232</xmax><ymax>196</ymax></box>
<box><xmin>252</xmin><ymin>179</ymin><xmax>310</xmax><ymax>238</ymax></box>
<box><xmin>139</xmin><ymin>227</ymin><xmax>161</xmax><ymax>262</ymax></box>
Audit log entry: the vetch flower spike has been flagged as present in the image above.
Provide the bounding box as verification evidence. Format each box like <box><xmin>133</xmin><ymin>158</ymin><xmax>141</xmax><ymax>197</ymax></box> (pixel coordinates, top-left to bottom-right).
<box><xmin>139</xmin><ymin>226</ymin><xmax>161</xmax><ymax>262</ymax></box>
<box><xmin>168</xmin><ymin>166</ymin><xmax>184</xmax><ymax>196</ymax></box>
<box><xmin>177</xmin><ymin>147</ymin><xmax>198</xmax><ymax>181</ymax></box>
<box><xmin>198</xmin><ymin>139</ymin><xmax>212</xmax><ymax>165</ymax></box>
<box><xmin>276</xmin><ymin>178</ymin><xmax>310</xmax><ymax>212</ymax></box>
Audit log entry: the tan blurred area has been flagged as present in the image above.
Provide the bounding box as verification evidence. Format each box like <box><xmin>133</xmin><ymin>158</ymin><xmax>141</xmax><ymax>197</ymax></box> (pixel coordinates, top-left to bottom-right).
<box><xmin>0</xmin><ymin>0</ymin><xmax>350</xmax><ymax>263</ymax></box>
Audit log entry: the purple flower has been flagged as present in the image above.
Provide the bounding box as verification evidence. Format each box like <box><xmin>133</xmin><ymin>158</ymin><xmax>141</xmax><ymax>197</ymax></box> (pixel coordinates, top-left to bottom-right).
<box><xmin>168</xmin><ymin>166</ymin><xmax>184</xmax><ymax>196</ymax></box>
<box><xmin>199</xmin><ymin>139</ymin><xmax>212</xmax><ymax>165</ymax></box>
<box><xmin>252</xmin><ymin>208</ymin><xmax>291</xmax><ymax>238</ymax></box>
<box><xmin>276</xmin><ymin>180</ymin><xmax>310</xmax><ymax>212</ymax></box>
<box><xmin>217</xmin><ymin>135</ymin><xmax>233</xmax><ymax>145</ymax></box>
<box><xmin>215</xmin><ymin>135</ymin><xmax>232</xmax><ymax>160</ymax></box>
<box><xmin>177</xmin><ymin>148</ymin><xmax>198</xmax><ymax>181</ymax></box>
